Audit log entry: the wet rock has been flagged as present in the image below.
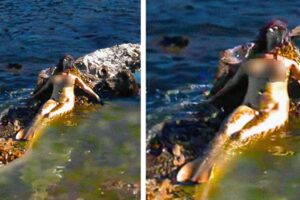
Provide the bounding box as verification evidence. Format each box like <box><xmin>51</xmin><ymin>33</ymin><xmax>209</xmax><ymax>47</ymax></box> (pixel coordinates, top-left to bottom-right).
<box><xmin>0</xmin><ymin>138</ymin><xmax>25</xmax><ymax>164</ymax></box>
<box><xmin>94</xmin><ymin>69</ymin><xmax>139</xmax><ymax>98</ymax></box>
<box><xmin>158</xmin><ymin>36</ymin><xmax>189</xmax><ymax>53</ymax></box>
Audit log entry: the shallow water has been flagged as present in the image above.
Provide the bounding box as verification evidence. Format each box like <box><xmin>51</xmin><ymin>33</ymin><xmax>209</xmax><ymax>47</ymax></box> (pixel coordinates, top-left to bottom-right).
<box><xmin>0</xmin><ymin>101</ymin><xmax>140</xmax><ymax>200</ymax></box>
<box><xmin>196</xmin><ymin>123</ymin><xmax>300</xmax><ymax>200</ymax></box>
<box><xmin>147</xmin><ymin>0</ymin><xmax>300</xmax><ymax>199</ymax></box>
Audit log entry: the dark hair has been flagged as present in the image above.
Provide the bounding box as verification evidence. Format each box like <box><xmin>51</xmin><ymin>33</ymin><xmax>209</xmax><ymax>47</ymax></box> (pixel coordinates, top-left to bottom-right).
<box><xmin>253</xmin><ymin>19</ymin><xmax>289</xmax><ymax>53</ymax></box>
<box><xmin>54</xmin><ymin>54</ymin><xmax>75</xmax><ymax>74</ymax></box>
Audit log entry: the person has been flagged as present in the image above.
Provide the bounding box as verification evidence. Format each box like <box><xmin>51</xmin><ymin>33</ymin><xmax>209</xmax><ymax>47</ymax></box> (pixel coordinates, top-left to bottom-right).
<box><xmin>177</xmin><ymin>19</ymin><xmax>300</xmax><ymax>183</ymax></box>
<box><xmin>16</xmin><ymin>55</ymin><xmax>101</xmax><ymax>140</ymax></box>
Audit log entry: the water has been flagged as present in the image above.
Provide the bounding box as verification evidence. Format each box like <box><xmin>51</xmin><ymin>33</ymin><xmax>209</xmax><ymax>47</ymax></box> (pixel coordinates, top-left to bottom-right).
<box><xmin>147</xmin><ymin>0</ymin><xmax>300</xmax><ymax>199</ymax></box>
<box><xmin>196</xmin><ymin>125</ymin><xmax>300</xmax><ymax>200</ymax></box>
<box><xmin>0</xmin><ymin>102</ymin><xmax>140</xmax><ymax>199</ymax></box>
<box><xmin>0</xmin><ymin>0</ymin><xmax>140</xmax><ymax>199</ymax></box>
<box><xmin>0</xmin><ymin>0</ymin><xmax>140</xmax><ymax>109</ymax></box>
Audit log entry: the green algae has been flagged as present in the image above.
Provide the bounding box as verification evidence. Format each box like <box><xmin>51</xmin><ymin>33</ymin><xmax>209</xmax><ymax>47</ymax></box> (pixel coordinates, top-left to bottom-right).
<box><xmin>190</xmin><ymin>121</ymin><xmax>300</xmax><ymax>200</ymax></box>
<box><xmin>0</xmin><ymin>100</ymin><xmax>140</xmax><ymax>200</ymax></box>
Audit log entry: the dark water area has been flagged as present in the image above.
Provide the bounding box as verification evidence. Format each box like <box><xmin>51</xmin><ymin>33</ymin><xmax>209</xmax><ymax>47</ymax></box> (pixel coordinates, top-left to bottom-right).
<box><xmin>0</xmin><ymin>0</ymin><xmax>140</xmax><ymax>109</ymax></box>
<box><xmin>147</xmin><ymin>1</ymin><xmax>300</xmax><ymax>199</ymax></box>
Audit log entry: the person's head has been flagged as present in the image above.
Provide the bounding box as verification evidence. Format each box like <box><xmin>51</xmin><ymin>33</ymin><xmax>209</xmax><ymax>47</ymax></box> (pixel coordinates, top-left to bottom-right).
<box><xmin>256</xmin><ymin>19</ymin><xmax>290</xmax><ymax>52</ymax></box>
<box><xmin>55</xmin><ymin>54</ymin><xmax>75</xmax><ymax>74</ymax></box>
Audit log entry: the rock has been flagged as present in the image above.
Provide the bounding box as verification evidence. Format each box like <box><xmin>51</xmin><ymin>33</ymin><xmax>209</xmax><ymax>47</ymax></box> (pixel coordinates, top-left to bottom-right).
<box><xmin>75</xmin><ymin>43</ymin><xmax>140</xmax><ymax>76</ymax></box>
<box><xmin>158</xmin><ymin>36</ymin><xmax>189</xmax><ymax>53</ymax></box>
<box><xmin>146</xmin><ymin>102</ymin><xmax>223</xmax><ymax>180</ymax></box>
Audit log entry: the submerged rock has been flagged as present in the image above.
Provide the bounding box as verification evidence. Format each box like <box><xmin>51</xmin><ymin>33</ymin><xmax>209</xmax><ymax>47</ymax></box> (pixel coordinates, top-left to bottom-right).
<box><xmin>6</xmin><ymin>63</ymin><xmax>22</xmax><ymax>73</ymax></box>
<box><xmin>146</xmin><ymin>178</ymin><xmax>194</xmax><ymax>200</ymax></box>
<box><xmin>158</xmin><ymin>36</ymin><xmax>189</xmax><ymax>53</ymax></box>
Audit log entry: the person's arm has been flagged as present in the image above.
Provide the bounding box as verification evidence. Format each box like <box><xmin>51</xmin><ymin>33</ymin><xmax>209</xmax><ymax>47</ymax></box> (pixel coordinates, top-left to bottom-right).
<box><xmin>32</xmin><ymin>78</ymin><xmax>52</xmax><ymax>99</ymax></box>
<box><xmin>210</xmin><ymin>65</ymin><xmax>245</xmax><ymax>101</ymax></box>
<box><xmin>75</xmin><ymin>76</ymin><xmax>101</xmax><ymax>102</ymax></box>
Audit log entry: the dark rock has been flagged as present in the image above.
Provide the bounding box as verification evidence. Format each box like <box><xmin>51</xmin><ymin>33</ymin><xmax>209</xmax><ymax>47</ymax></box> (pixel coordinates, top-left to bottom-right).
<box><xmin>6</xmin><ymin>63</ymin><xmax>22</xmax><ymax>72</ymax></box>
<box><xmin>158</xmin><ymin>36</ymin><xmax>189</xmax><ymax>53</ymax></box>
<box><xmin>184</xmin><ymin>5</ymin><xmax>195</xmax><ymax>10</ymax></box>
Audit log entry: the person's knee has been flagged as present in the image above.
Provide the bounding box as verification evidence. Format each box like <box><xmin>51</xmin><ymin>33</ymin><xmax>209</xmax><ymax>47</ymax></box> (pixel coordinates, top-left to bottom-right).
<box><xmin>223</xmin><ymin>124</ymin><xmax>240</xmax><ymax>137</ymax></box>
<box><xmin>40</xmin><ymin>109</ymin><xmax>49</xmax><ymax>117</ymax></box>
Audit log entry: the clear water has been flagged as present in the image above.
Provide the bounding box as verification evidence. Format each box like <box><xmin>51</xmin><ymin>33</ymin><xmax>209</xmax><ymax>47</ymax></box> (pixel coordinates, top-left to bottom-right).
<box><xmin>147</xmin><ymin>0</ymin><xmax>300</xmax><ymax>199</ymax></box>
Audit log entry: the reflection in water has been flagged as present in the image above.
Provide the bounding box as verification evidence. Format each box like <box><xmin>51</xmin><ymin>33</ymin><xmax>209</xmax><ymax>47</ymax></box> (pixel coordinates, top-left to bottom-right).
<box><xmin>0</xmin><ymin>101</ymin><xmax>140</xmax><ymax>199</ymax></box>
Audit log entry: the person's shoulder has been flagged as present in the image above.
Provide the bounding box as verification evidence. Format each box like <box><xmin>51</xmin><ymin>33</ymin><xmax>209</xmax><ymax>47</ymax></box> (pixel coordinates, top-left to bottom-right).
<box><xmin>276</xmin><ymin>55</ymin><xmax>298</xmax><ymax>67</ymax></box>
<box><xmin>68</xmin><ymin>73</ymin><xmax>81</xmax><ymax>81</ymax></box>
<box><xmin>67</xmin><ymin>73</ymin><xmax>77</xmax><ymax>78</ymax></box>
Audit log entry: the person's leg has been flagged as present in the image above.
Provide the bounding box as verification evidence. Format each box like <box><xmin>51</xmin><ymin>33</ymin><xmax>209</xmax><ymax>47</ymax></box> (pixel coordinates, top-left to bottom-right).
<box><xmin>16</xmin><ymin>99</ymin><xmax>58</xmax><ymax>140</ymax></box>
<box><xmin>219</xmin><ymin>105</ymin><xmax>259</xmax><ymax>137</ymax></box>
<box><xmin>46</xmin><ymin>101</ymin><xmax>74</xmax><ymax>118</ymax></box>
<box><xmin>237</xmin><ymin>109</ymin><xmax>288</xmax><ymax>140</ymax></box>
<box><xmin>177</xmin><ymin>105</ymin><xmax>257</xmax><ymax>183</ymax></box>
<box><xmin>190</xmin><ymin>107</ymin><xmax>288</xmax><ymax>183</ymax></box>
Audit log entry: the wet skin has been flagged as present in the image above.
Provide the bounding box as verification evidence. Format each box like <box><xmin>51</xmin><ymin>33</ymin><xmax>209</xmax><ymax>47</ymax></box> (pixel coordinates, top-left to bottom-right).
<box><xmin>177</xmin><ymin>51</ymin><xmax>300</xmax><ymax>183</ymax></box>
<box><xmin>16</xmin><ymin>72</ymin><xmax>100</xmax><ymax>140</ymax></box>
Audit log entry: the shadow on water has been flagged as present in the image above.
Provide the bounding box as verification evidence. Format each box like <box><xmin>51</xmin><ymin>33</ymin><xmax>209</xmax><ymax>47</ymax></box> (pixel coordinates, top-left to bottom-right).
<box><xmin>0</xmin><ymin>100</ymin><xmax>140</xmax><ymax>200</ymax></box>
